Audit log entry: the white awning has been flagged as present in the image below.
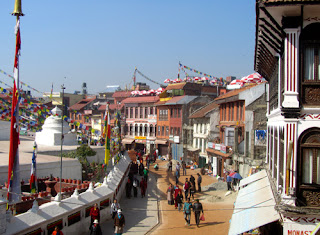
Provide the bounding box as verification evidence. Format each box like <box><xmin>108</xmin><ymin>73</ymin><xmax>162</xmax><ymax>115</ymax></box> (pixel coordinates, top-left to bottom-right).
<box><xmin>155</xmin><ymin>139</ymin><xmax>167</xmax><ymax>145</ymax></box>
<box><xmin>239</xmin><ymin>170</ymin><xmax>267</xmax><ymax>187</ymax></box>
<box><xmin>228</xmin><ymin>170</ymin><xmax>280</xmax><ymax>235</ymax></box>
<box><xmin>122</xmin><ymin>138</ymin><xmax>135</xmax><ymax>144</ymax></box>
<box><xmin>187</xmin><ymin>147</ymin><xmax>200</xmax><ymax>152</ymax></box>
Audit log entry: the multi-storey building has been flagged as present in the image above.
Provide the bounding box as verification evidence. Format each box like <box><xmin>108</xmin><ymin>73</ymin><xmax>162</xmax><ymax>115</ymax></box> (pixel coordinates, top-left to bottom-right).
<box><xmin>230</xmin><ymin>1</ymin><xmax>320</xmax><ymax>234</ymax></box>
<box><xmin>209</xmin><ymin>84</ymin><xmax>267</xmax><ymax>179</ymax></box>
<box><xmin>122</xmin><ymin>96</ymin><xmax>159</xmax><ymax>153</ymax></box>
<box><xmin>189</xmin><ymin>101</ymin><xmax>219</xmax><ymax>168</ymax></box>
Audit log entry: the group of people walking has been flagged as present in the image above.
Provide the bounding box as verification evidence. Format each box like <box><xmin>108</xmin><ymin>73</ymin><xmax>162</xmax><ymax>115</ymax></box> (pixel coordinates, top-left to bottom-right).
<box><xmin>166</xmin><ymin>173</ymin><xmax>205</xmax><ymax>227</ymax></box>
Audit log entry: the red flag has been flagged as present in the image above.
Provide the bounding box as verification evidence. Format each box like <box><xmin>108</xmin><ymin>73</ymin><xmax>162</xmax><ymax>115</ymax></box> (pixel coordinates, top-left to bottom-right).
<box><xmin>7</xmin><ymin>20</ymin><xmax>21</xmax><ymax>203</ymax></box>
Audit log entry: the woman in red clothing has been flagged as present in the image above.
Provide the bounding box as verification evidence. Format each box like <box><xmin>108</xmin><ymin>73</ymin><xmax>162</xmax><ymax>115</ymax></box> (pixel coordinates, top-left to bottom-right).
<box><xmin>174</xmin><ymin>185</ymin><xmax>182</xmax><ymax>209</ymax></box>
<box><xmin>89</xmin><ymin>203</ymin><xmax>100</xmax><ymax>227</ymax></box>
<box><xmin>140</xmin><ymin>177</ymin><xmax>147</xmax><ymax>198</ymax></box>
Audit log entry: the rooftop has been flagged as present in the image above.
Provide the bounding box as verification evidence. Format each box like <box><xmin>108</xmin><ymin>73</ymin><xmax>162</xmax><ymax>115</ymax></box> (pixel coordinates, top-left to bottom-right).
<box><xmin>69</xmin><ymin>96</ymin><xmax>96</xmax><ymax>111</ymax></box>
<box><xmin>189</xmin><ymin>101</ymin><xmax>219</xmax><ymax>119</ymax></box>
<box><xmin>112</xmin><ymin>91</ymin><xmax>132</xmax><ymax>98</ymax></box>
<box><xmin>214</xmin><ymin>84</ymin><xmax>258</xmax><ymax>101</ymax></box>
<box><xmin>122</xmin><ymin>96</ymin><xmax>159</xmax><ymax>104</ymax></box>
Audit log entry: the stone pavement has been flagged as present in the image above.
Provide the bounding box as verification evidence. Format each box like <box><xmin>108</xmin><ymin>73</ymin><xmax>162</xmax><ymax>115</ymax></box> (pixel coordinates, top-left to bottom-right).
<box><xmin>100</xmin><ymin>172</ymin><xmax>159</xmax><ymax>235</ymax></box>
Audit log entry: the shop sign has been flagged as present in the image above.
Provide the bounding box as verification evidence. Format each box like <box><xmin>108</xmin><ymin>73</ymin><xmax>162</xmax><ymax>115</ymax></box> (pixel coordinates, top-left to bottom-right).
<box><xmin>221</xmin><ymin>144</ymin><xmax>226</xmax><ymax>154</ymax></box>
<box><xmin>135</xmin><ymin>136</ymin><xmax>146</xmax><ymax>140</ymax></box>
<box><xmin>215</xmin><ymin>144</ymin><xmax>221</xmax><ymax>151</ymax></box>
<box><xmin>283</xmin><ymin>221</ymin><xmax>316</xmax><ymax>235</ymax></box>
<box><xmin>208</xmin><ymin>142</ymin><xmax>213</xmax><ymax>148</ymax></box>
<box><xmin>174</xmin><ymin>136</ymin><xmax>179</xmax><ymax>143</ymax></box>
<box><xmin>169</xmin><ymin>135</ymin><xmax>174</xmax><ymax>141</ymax></box>
<box><xmin>148</xmin><ymin>115</ymin><xmax>157</xmax><ymax>123</ymax></box>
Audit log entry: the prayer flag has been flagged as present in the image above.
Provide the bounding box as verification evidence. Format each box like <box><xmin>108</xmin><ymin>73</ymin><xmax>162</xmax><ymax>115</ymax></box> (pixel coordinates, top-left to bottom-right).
<box><xmin>30</xmin><ymin>142</ymin><xmax>37</xmax><ymax>193</ymax></box>
<box><xmin>7</xmin><ymin>19</ymin><xmax>22</xmax><ymax>203</ymax></box>
<box><xmin>103</xmin><ymin>104</ymin><xmax>111</xmax><ymax>165</ymax></box>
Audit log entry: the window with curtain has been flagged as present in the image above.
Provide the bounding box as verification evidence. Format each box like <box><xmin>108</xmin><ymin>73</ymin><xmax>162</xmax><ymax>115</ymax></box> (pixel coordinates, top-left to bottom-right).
<box><xmin>301</xmin><ymin>23</ymin><xmax>320</xmax><ymax>105</ymax></box>
<box><xmin>298</xmin><ymin>128</ymin><xmax>320</xmax><ymax>207</ymax></box>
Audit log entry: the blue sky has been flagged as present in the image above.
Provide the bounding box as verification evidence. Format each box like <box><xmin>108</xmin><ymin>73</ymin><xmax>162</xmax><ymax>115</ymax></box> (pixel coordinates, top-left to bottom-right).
<box><xmin>0</xmin><ymin>0</ymin><xmax>256</xmax><ymax>94</ymax></box>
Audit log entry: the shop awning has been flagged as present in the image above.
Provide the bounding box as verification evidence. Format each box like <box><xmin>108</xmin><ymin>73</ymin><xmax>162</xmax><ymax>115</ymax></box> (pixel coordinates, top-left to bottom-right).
<box><xmin>155</xmin><ymin>139</ymin><xmax>167</xmax><ymax>145</ymax></box>
<box><xmin>122</xmin><ymin>138</ymin><xmax>135</xmax><ymax>144</ymax></box>
<box><xmin>228</xmin><ymin>170</ymin><xmax>280</xmax><ymax>235</ymax></box>
<box><xmin>187</xmin><ymin>147</ymin><xmax>200</xmax><ymax>152</ymax></box>
<box><xmin>206</xmin><ymin>148</ymin><xmax>232</xmax><ymax>158</ymax></box>
<box><xmin>239</xmin><ymin>170</ymin><xmax>267</xmax><ymax>188</ymax></box>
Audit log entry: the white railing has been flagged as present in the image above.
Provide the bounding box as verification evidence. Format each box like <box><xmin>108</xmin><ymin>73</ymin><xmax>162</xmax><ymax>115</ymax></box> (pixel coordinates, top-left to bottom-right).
<box><xmin>3</xmin><ymin>154</ymin><xmax>131</xmax><ymax>235</ymax></box>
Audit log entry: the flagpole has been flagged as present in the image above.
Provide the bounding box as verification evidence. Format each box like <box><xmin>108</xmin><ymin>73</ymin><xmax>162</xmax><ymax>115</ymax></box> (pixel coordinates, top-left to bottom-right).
<box><xmin>58</xmin><ymin>84</ymin><xmax>65</xmax><ymax>202</ymax></box>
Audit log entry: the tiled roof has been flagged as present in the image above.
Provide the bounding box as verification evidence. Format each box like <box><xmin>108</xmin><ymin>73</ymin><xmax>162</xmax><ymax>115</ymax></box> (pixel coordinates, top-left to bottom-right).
<box><xmin>122</xmin><ymin>96</ymin><xmax>159</xmax><ymax>104</ymax></box>
<box><xmin>189</xmin><ymin>101</ymin><xmax>219</xmax><ymax>119</ymax></box>
<box><xmin>112</xmin><ymin>91</ymin><xmax>132</xmax><ymax>98</ymax></box>
<box><xmin>165</xmin><ymin>83</ymin><xmax>186</xmax><ymax>90</ymax></box>
<box><xmin>156</xmin><ymin>96</ymin><xmax>198</xmax><ymax>106</ymax></box>
<box><xmin>98</xmin><ymin>103</ymin><xmax>124</xmax><ymax>111</ymax></box>
<box><xmin>214</xmin><ymin>84</ymin><xmax>258</xmax><ymax>101</ymax></box>
<box><xmin>69</xmin><ymin>97</ymin><xmax>96</xmax><ymax>111</ymax></box>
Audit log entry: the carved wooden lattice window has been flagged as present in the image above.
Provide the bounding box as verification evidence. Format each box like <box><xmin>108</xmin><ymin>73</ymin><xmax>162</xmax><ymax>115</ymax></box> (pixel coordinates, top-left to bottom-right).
<box><xmin>300</xmin><ymin>23</ymin><xmax>320</xmax><ymax>105</ymax></box>
<box><xmin>298</xmin><ymin>128</ymin><xmax>320</xmax><ymax>207</ymax></box>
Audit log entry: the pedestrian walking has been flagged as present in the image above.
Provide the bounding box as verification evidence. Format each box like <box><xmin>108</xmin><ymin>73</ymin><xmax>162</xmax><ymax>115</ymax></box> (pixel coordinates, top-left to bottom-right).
<box><xmin>110</xmin><ymin>199</ymin><xmax>121</xmax><ymax>220</ymax></box>
<box><xmin>89</xmin><ymin>203</ymin><xmax>100</xmax><ymax>228</ymax></box>
<box><xmin>174</xmin><ymin>185</ymin><xmax>182</xmax><ymax>209</ymax></box>
<box><xmin>193</xmin><ymin>199</ymin><xmax>204</xmax><ymax>227</ymax></box>
<box><xmin>227</xmin><ymin>174</ymin><xmax>233</xmax><ymax>191</ymax></box>
<box><xmin>182</xmin><ymin>161</ymin><xmax>187</xmax><ymax>176</ymax></box>
<box><xmin>183</xmin><ymin>198</ymin><xmax>193</xmax><ymax>226</ymax></box>
<box><xmin>167</xmin><ymin>160</ymin><xmax>172</xmax><ymax>172</ymax></box>
<box><xmin>166</xmin><ymin>183</ymin><xmax>174</xmax><ymax>205</ymax></box>
<box><xmin>143</xmin><ymin>167</ymin><xmax>149</xmax><ymax>182</ymax></box>
<box><xmin>146</xmin><ymin>154</ymin><xmax>150</xmax><ymax>169</ymax></box>
<box><xmin>140</xmin><ymin>177</ymin><xmax>147</xmax><ymax>198</ymax></box>
<box><xmin>139</xmin><ymin>163</ymin><xmax>144</xmax><ymax>176</ymax></box>
<box><xmin>189</xmin><ymin>184</ymin><xmax>195</xmax><ymax>200</ymax></box>
<box><xmin>176</xmin><ymin>162</ymin><xmax>181</xmax><ymax>174</ymax></box>
<box><xmin>175</xmin><ymin>169</ymin><xmax>180</xmax><ymax>185</ymax></box>
<box><xmin>90</xmin><ymin>219</ymin><xmax>102</xmax><ymax>235</ymax></box>
<box><xmin>125</xmin><ymin>179</ymin><xmax>132</xmax><ymax>198</ymax></box>
<box><xmin>190</xmin><ymin>174</ymin><xmax>196</xmax><ymax>190</ymax></box>
<box><xmin>176</xmin><ymin>190</ymin><xmax>184</xmax><ymax>211</ymax></box>
<box><xmin>197</xmin><ymin>173</ymin><xmax>202</xmax><ymax>192</ymax></box>
<box><xmin>114</xmin><ymin>209</ymin><xmax>125</xmax><ymax>235</ymax></box>
<box><xmin>183</xmin><ymin>178</ymin><xmax>190</xmax><ymax>200</ymax></box>
<box><xmin>132</xmin><ymin>177</ymin><xmax>139</xmax><ymax>197</ymax></box>
<box><xmin>52</xmin><ymin>226</ymin><xmax>63</xmax><ymax>235</ymax></box>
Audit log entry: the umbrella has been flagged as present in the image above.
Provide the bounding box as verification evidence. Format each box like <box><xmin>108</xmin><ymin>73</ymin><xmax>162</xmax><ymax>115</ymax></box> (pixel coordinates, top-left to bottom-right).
<box><xmin>201</xmin><ymin>77</ymin><xmax>209</xmax><ymax>81</ymax></box>
<box><xmin>164</xmin><ymin>79</ymin><xmax>171</xmax><ymax>83</ymax></box>
<box><xmin>229</xmin><ymin>172</ymin><xmax>236</xmax><ymax>177</ymax></box>
<box><xmin>230</xmin><ymin>79</ymin><xmax>244</xmax><ymax>85</ymax></box>
<box><xmin>231</xmin><ymin>173</ymin><xmax>242</xmax><ymax>180</ymax></box>
<box><xmin>193</xmin><ymin>77</ymin><xmax>200</xmax><ymax>81</ymax></box>
<box><xmin>173</xmin><ymin>78</ymin><xmax>181</xmax><ymax>83</ymax></box>
<box><xmin>245</xmin><ymin>72</ymin><xmax>263</xmax><ymax>83</ymax></box>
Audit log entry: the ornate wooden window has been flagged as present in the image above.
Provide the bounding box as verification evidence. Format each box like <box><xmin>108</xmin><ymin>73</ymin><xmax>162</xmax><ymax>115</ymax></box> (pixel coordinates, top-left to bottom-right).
<box><xmin>297</xmin><ymin>128</ymin><xmax>320</xmax><ymax>207</ymax></box>
<box><xmin>300</xmin><ymin>23</ymin><xmax>320</xmax><ymax>105</ymax></box>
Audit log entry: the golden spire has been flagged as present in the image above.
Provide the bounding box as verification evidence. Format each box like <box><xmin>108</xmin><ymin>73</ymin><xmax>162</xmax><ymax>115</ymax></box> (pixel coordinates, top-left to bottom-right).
<box><xmin>12</xmin><ymin>0</ymin><xmax>24</xmax><ymax>16</ymax></box>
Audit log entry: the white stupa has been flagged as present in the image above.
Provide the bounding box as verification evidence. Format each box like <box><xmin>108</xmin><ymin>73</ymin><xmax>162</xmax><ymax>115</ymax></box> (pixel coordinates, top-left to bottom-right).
<box><xmin>35</xmin><ymin>106</ymin><xmax>77</xmax><ymax>146</ymax></box>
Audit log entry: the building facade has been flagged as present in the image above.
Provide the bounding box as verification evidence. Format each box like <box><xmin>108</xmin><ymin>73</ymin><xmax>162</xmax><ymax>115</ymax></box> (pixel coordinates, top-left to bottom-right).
<box><xmin>252</xmin><ymin>0</ymin><xmax>320</xmax><ymax>233</ymax></box>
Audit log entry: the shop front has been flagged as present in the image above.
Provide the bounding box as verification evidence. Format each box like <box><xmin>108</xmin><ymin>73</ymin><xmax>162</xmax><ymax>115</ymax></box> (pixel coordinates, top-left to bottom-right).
<box><xmin>206</xmin><ymin>148</ymin><xmax>231</xmax><ymax>178</ymax></box>
<box><xmin>122</xmin><ymin>138</ymin><xmax>135</xmax><ymax>150</ymax></box>
<box><xmin>155</xmin><ymin>139</ymin><xmax>168</xmax><ymax>157</ymax></box>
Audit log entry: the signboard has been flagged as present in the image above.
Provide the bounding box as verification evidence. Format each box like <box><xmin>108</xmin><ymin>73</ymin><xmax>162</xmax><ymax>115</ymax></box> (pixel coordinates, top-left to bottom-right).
<box><xmin>283</xmin><ymin>219</ymin><xmax>317</xmax><ymax>235</ymax></box>
<box><xmin>169</xmin><ymin>135</ymin><xmax>174</xmax><ymax>141</ymax></box>
<box><xmin>220</xmin><ymin>144</ymin><xmax>226</xmax><ymax>154</ymax></box>
<box><xmin>148</xmin><ymin>115</ymin><xmax>157</xmax><ymax>124</ymax></box>
<box><xmin>135</xmin><ymin>136</ymin><xmax>146</xmax><ymax>140</ymax></box>
<box><xmin>174</xmin><ymin>136</ymin><xmax>180</xmax><ymax>143</ymax></box>
<box><xmin>208</xmin><ymin>142</ymin><xmax>213</xmax><ymax>148</ymax></box>
<box><xmin>215</xmin><ymin>144</ymin><xmax>221</xmax><ymax>151</ymax></box>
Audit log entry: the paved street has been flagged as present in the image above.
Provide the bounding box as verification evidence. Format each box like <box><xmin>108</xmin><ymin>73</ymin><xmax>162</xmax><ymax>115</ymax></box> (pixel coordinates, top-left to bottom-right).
<box><xmin>100</xmin><ymin>172</ymin><xmax>159</xmax><ymax>235</ymax></box>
